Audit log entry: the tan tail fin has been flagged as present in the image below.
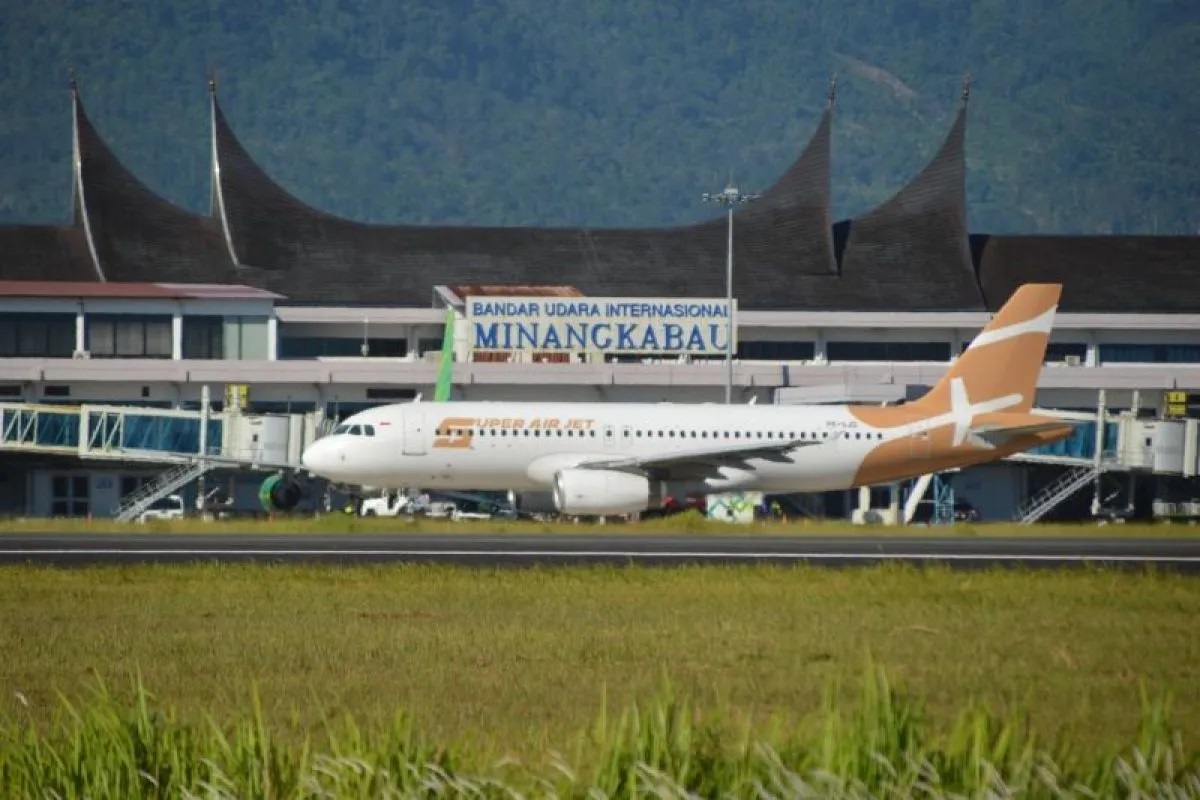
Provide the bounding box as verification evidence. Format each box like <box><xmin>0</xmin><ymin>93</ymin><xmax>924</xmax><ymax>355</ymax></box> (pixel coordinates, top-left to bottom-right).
<box><xmin>908</xmin><ymin>283</ymin><xmax>1061</xmax><ymax>417</ymax></box>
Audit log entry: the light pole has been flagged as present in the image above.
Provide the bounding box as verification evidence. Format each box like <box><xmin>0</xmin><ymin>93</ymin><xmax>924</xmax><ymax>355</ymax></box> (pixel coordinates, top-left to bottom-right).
<box><xmin>702</xmin><ymin>182</ymin><xmax>759</xmax><ymax>404</ymax></box>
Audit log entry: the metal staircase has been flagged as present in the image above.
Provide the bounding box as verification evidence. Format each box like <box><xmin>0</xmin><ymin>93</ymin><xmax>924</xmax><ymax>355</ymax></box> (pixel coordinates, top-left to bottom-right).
<box><xmin>315</xmin><ymin>417</ymin><xmax>337</xmax><ymax>438</ymax></box>
<box><xmin>1015</xmin><ymin>465</ymin><xmax>1100</xmax><ymax>524</ymax></box>
<box><xmin>114</xmin><ymin>460</ymin><xmax>214</xmax><ymax>523</ymax></box>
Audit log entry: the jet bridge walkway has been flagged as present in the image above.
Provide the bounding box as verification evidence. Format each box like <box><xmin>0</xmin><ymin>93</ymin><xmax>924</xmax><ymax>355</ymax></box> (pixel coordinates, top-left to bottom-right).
<box><xmin>1</xmin><ymin>401</ymin><xmax>316</xmax><ymax>520</ymax></box>
<box><xmin>897</xmin><ymin>408</ymin><xmax>1161</xmax><ymax>525</ymax></box>
<box><xmin>1007</xmin><ymin>405</ymin><xmax>1200</xmax><ymax>523</ymax></box>
<box><xmin>0</xmin><ymin>402</ymin><xmax>224</xmax><ymax>464</ymax></box>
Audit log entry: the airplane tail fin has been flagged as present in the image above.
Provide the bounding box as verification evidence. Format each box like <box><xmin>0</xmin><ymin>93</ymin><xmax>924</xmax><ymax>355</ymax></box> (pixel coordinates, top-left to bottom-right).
<box><xmin>433</xmin><ymin>307</ymin><xmax>455</xmax><ymax>402</ymax></box>
<box><xmin>908</xmin><ymin>283</ymin><xmax>1061</xmax><ymax>417</ymax></box>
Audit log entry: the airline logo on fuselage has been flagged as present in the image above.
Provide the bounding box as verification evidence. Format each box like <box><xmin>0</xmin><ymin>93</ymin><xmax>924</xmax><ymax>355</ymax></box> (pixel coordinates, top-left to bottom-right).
<box><xmin>432</xmin><ymin>416</ymin><xmax>597</xmax><ymax>448</ymax></box>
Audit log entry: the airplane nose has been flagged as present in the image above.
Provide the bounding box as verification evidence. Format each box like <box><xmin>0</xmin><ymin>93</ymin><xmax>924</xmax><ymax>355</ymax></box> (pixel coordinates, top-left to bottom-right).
<box><xmin>301</xmin><ymin>439</ymin><xmax>338</xmax><ymax>476</ymax></box>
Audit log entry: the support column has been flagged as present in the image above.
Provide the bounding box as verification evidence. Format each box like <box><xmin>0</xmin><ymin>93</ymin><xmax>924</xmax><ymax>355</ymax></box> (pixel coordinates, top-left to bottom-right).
<box><xmin>314</xmin><ymin>384</ymin><xmax>328</xmax><ymax>434</ymax></box>
<box><xmin>266</xmin><ymin>315</ymin><xmax>279</xmax><ymax>361</ymax></box>
<box><xmin>75</xmin><ymin>306</ymin><xmax>86</xmax><ymax>354</ymax></box>
<box><xmin>171</xmin><ymin>312</ymin><xmax>183</xmax><ymax>360</ymax></box>
<box><xmin>1091</xmin><ymin>389</ymin><xmax>1107</xmax><ymax>516</ymax></box>
<box><xmin>197</xmin><ymin>384</ymin><xmax>210</xmax><ymax>515</ymax></box>
<box><xmin>199</xmin><ymin>385</ymin><xmax>210</xmax><ymax>457</ymax></box>
<box><xmin>887</xmin><ymin>483</ymin><xmax>900</xmax><ymax>525</ymax></box>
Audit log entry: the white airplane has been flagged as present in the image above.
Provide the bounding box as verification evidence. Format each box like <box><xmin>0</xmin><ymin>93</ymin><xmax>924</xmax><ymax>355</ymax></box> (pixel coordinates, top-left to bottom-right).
<box><xmin>300</xmin><ymin>284</ymin><xmax>1075</xmax><ymax>516</ymax></box>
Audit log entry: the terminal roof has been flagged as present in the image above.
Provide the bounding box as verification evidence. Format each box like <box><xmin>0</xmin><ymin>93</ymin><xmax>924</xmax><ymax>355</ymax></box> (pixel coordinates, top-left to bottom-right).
<box><xmin>0</xmin><ymin>280</ymin><xmax>284</xmax><ymax>301</ymax></box>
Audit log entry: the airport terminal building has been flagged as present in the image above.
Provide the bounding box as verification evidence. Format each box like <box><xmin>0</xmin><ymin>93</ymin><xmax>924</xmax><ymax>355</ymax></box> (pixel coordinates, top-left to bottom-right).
<box><xmin>1</xmin><ymin>81</ymin><xmax>1198</xmax><ymax>522</ymax></box>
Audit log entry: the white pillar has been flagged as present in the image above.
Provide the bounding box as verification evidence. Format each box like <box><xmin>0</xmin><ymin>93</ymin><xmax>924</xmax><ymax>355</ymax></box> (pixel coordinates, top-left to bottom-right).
<box><xmin>267</xmin><ymin>314</ymin><xmax>279</xmax><ymax>361</ymax></box>
<box><xmin>199</xmin><ymin>385</ymin><xmax>210</xmax><ymax>450</ymax></box>
<box><xmin>171</xmin><ymin>312</ymin><xmax>183</xmax><ymax>360</ymax></box>
<box><xmin>1085</xmin><ymin>335</ymin><xmax>1099</xmax><ymax>367</ymax></box>
<box><xmin>75</xmin><ymin>306</ymin><xmax>85</xmax><ymax>354</ymax></box>
<box><xmin>857</xmin><ymin>485</ymin><xmax>871</xmax><ymax>513</ymax></box>
<box><xmin>813</xmin><ymin>329</ymin><xmax>826</xmax><ymax>362</ymax></box>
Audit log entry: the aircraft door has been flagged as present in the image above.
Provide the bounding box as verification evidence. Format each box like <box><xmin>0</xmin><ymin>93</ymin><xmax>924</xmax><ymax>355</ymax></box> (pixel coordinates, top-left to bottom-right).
<box><xmin>403</xmin><ymin>409</ymin><xmax>427</xmax><ymax>456</ymax></box>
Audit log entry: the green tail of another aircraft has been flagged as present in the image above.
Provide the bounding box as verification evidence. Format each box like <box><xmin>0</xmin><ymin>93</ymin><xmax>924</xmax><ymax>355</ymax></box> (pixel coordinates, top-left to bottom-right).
<box><xmin>433</xmin><ymin>307</ymin><xmax>455</xmax><ymax>402</ymax></box>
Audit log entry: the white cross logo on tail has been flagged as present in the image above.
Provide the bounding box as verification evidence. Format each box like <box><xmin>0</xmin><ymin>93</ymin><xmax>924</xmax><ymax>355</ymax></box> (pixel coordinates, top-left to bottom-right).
<box><xmin>948</xmin><ymin>377</ymin><xmax>1023</xmax><ymax>447</ymax></box>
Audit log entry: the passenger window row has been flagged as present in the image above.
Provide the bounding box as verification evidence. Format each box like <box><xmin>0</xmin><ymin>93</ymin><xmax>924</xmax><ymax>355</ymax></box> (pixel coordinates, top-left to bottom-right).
<box><xmin>623</xmin><ymin>429</ymin><xmax>885</xmax><ymax>441</ymax></box>
<box><xmin>431</xmin><ymin>427</ymin><xmax>887</xmax><ymax>441</ymax></box>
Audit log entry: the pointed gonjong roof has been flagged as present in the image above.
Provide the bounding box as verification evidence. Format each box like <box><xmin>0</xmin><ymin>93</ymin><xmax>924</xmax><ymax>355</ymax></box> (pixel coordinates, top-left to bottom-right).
<box><xmin>209</xmin><ymin>82</ymin><xmax>846</xmax><ymax>307</ymax></box>
<box><xmin>70</xmin><ymin>83</ymin><xmax>238</xmax><ymax>284</ymax></box>
<box><xmin>832</xmin><ymin>81</ymin><xmax>979</xmax><ymax>310</ymax></box>
<box><xmin>1</xmin><ymin>77</ymin><xmax>1197</xmax><ymax>311</ymax></box>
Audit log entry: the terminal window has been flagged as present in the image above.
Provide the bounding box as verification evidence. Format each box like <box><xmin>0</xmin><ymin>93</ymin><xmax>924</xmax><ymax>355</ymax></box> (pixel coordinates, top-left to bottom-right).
<box><xmin>120</xmin><ymin>476</ymin><xmax>152</xmax><ymax>497</ymax></box>
<box><xmin>737</xmin><ymin>341</ymin><xmax>817</xmax><ymax>360</ymax></box>
<box><xmin>1043</xmin><ymin>342</ymin><xmax>1088</xmax><ymax>363</ymax></box>
<box><xmin>366</xmin><ymin>388</ymin><xmax>416</xmax><ymax>401</ymax></box>
<box><xmin>0</xmin><ymin>314</ymin><xmax>75</xmax><ymax>358</ymax></box>
<box><xmin>1098</xmin><ymin>344</ymin><xmax>1200</xmax><ymax>363</ymax></box>
<box><xmin>50</xmin><ymin>475</ymin><xmax>89</xmax><ymax>517</ymax></box>
<box><xmin>87</xmin><ymin>315</ymin><xmax>172</xmax><ymax>358</ymax></box>
<box><xmin>827</xmin><ymin>341</ymin><xmax>952</xmax><ymax>362</ymax></box>
<box><xmin>279</xmin><ymin>337</ymin><xmax>407</xmax><ymax>359</ymax></box>
<box><xmin>182</xmin><ymin>317</ymin><xmax>224</xmax><ymax>359</ymax></box>
<box><xmin>417</xmin><ymin>338</ymin><xmax>443</xmax><ymax>356</ymax></box>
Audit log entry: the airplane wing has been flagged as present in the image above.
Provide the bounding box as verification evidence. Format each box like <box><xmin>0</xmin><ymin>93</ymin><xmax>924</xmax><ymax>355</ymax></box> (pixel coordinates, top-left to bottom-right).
<box><xmin>969</xmin><ymin>420</ymin><xmax>1078</xmax><ymax>449</ymax></box>
<box><xmin>575</xmin><ymin>438</ymin><xmax>824</xmax><ymax>480</ymax></box>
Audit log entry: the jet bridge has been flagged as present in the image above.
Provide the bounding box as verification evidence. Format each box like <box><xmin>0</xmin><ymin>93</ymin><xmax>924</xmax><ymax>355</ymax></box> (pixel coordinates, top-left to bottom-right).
<box><xmin>854</xmin><ymin>401</ymin><xmax>1200</xmax><ymax>525</ymax></box>
<box><xmin>1011</xmin><ymin>394</ymin><xmax>1200</xmax><ymax>523</ymax></box>
<box><xmin>0</xmin><ymin>397</ymin><xmax>322</xmax><ymax>520</ymax></box>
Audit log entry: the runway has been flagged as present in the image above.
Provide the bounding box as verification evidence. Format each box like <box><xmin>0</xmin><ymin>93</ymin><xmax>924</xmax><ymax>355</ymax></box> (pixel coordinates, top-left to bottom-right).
<box><xmin>1</xmin><ymin>533</ymin><xmax>1198</xmax><ymax>570</ymax></box>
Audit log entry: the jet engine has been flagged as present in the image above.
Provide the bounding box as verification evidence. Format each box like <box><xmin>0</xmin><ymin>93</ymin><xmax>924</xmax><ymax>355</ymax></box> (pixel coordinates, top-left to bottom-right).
<box><xmin>259</xmin><ymin>473</ymin><xmax>302</xmax><ymax>512</ymax></box>
<box><xmin>552</xmin><ymin>468</ymin><xmax>664</xmax><ymax>516</ymax></box>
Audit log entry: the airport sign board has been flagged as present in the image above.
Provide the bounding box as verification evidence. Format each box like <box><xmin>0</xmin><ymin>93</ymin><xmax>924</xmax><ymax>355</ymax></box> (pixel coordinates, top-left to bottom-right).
<box><xmin>1164</xmin><ymin>390</ymin><xmax>1200</xmax><ymax>419</ymax></box>
<box><xmin>465</xmin><ymin>296</ymin><xmax>736</xmax><ymax>355</ymax></box>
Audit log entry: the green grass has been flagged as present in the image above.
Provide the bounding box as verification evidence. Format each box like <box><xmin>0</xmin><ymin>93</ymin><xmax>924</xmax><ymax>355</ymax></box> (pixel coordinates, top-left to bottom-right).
<box><xmin>2</xmin><ymin>563</ymin><xmax>1197</xmax><ymax>764</ymax></box>
<box><xmin>1</xmin><ymin>667</ymin><xmax>1196</xmax><ymax>798</ymax></box>
<box><xmin>2</xmin><ymin>511</ymin><xmax>1200</xmax><ymax>537</ymax></box>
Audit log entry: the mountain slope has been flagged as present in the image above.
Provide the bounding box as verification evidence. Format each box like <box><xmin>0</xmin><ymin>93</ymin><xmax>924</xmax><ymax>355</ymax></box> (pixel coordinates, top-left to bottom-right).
<box><xmin>0</xmin><ymin>0</ymin><xmax>1195</xmax><ymax>234</ymax></box>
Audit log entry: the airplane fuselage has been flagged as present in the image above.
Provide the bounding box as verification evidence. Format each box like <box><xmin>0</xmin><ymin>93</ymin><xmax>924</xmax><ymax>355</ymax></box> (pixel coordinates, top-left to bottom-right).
<box><xmin>303</xmin><ymin>399</ymin><xmax>1068</xmax><ymax>496</ymax></box>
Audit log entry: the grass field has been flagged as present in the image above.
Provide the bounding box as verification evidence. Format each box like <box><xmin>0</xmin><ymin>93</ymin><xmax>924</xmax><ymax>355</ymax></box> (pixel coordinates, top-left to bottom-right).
<box><xmin>3</xmin><ymin>563</ymin><xmax>1199</xmax><ymax>796</ymax></box>
<box><xmin>3</xmin><ymin>564</ymin><xmax>1197</xmax><ymax>752</ymax></box>
<box><xmin>2</xmin><ymin>667</ymin><xmax>1196</xmax><ymax>798</ymax></box>
<box><xmin>2</xmin><ymin>511</ymin><xmax>1200</xmax><ymax>537</ymax></box>
<box><xmin>3</xmin><ymin>563</ymin><xmax>1198</xmax><ymax>795</ymax></box>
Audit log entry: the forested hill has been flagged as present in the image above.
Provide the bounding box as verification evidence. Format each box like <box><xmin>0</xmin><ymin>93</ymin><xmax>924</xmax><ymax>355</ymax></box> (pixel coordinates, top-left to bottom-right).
<box><xmin>1</xmin><ymin>0</ymin><xmax>1196</xmax><ymax>235</ymax></box>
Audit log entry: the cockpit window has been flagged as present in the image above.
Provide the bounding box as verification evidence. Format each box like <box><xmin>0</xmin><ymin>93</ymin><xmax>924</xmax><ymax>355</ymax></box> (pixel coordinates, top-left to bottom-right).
<box><xmin>331</xmin><ymin>422</ymin><xmax>379</xmax><ymax>437</ymax></box>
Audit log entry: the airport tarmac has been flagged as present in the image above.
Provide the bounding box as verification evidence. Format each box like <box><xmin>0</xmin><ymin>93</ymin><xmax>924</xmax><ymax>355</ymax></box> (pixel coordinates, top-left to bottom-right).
<box><xmin>1</xmin><ymin>533</ymin><xmax>1198</xmax><ymax>571</ymax></box>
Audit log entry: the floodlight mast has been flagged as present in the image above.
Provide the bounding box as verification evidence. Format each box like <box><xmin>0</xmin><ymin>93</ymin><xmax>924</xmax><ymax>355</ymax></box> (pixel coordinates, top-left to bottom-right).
<box><xmin>701</xmin><ymin>183</ymin><xmax>760</xmax><ymax>404</ymax></box>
